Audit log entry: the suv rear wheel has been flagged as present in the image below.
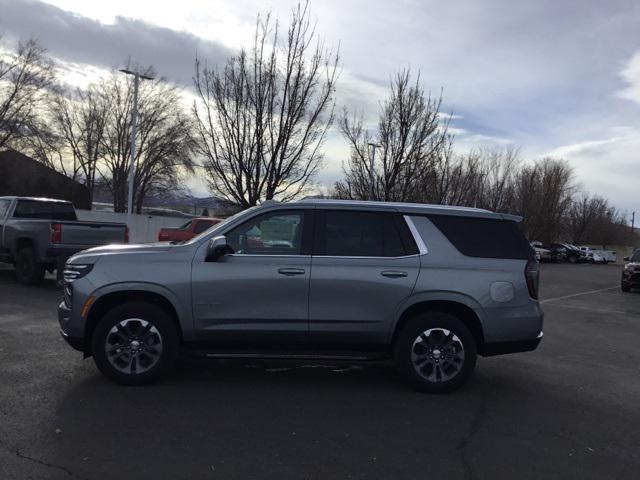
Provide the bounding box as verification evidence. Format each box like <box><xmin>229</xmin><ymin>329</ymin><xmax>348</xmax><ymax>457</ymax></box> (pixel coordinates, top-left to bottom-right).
<box><xmin>92</xmin><ymin>301</ymin><xmax>179</xmax><ymax>385</ymax></box>
<box><xmin>394</xmin><ymin>311</ymin><xmax>477</xmax><ymax>393</ymax></box>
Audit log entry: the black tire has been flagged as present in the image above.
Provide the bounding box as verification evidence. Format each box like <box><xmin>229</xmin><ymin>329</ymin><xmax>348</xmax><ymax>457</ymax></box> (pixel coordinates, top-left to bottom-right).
<box><xmin>92</xmin><ymin>301</ymin><xmax>179</xmax><ymax>385</ymax></box>
<box><xmin>15</xmin><ymin>247</ymin><xmax>45</xmax><ymax>285</ymax></box>
<box><xmin>568</xmin><ymin>255</ymin><xmax>577</xmax><ymax>264</ymax></box>
<box><xmin>394</xmin><ymin>311</ymin><xmax>477</xmax><ymax>393</ymax></box>
<box><xmin>621</xmin><ymin>282</ymin><xmax>631</xmax><ymax>292</ymax></box>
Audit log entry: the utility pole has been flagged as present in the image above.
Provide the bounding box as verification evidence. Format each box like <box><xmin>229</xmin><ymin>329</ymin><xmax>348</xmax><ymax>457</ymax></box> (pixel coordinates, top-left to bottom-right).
<box><xmin>119</xmin><ymin>69</ymin><xmax>154</xmax><ymax>225</ymax></box>
<box><xmin>367</xmin><ymin>142</ymin><xmax>381</xmax><ymax>201</ymax></box>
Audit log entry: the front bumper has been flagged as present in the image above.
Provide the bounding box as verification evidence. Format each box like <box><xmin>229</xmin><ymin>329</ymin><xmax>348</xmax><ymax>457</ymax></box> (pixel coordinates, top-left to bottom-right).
<box><xmin>622</xmin><ymin>270</ymin><xmax>640</xmax><ymax>287</ymax></box>
<box><xmin>58</xmin><ymin>301</ymin><xmax>83</xmax><ymax>352</ymax></box>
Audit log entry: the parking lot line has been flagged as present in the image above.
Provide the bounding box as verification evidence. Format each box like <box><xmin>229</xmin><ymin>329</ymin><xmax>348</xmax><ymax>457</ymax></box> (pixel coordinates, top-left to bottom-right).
<box><xmin>542</xmin><ymin>302</ymin><xmax>628</xmax><ymax>316</ymax></box>
<box><xmin>540</xmin><ymin>286</ymin><xmax>619</xmax><ymax>304</ymax></box>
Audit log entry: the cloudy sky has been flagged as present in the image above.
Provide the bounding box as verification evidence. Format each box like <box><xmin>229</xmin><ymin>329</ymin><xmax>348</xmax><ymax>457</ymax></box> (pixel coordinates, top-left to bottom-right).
<box><xmin>1</xmin><ymin>0</ymin><xmax>639</xmax><ymax>216</ymax></box>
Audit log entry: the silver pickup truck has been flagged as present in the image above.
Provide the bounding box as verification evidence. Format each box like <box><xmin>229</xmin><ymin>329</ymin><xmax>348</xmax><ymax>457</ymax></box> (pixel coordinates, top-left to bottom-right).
<box><xmin>0</xmin><ymin>196</ymin><xmax>128</xmax><ymax>285</ymax></box>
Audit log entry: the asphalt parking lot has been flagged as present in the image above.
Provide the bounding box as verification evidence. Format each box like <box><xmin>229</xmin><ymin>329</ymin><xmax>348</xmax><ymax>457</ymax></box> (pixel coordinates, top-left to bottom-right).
<box><xmin>1</xmin><ymin>263</ymin><xmax>639</xmax><ymax>480</ymax></box>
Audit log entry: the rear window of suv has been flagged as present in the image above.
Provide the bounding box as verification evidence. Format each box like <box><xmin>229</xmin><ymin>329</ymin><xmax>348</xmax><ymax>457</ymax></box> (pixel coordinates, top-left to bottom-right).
<box><xmin>427</xmin><ymin>215</ymin><xmax>532</xmax><ymax>260</ymax></box>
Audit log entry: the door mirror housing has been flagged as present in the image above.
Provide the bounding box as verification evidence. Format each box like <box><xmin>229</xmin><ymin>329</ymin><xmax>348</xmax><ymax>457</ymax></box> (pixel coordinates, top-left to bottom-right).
<box><xmin>623</xmin><ymin>256</ymin><xmax>630</xmax><ymax>262</ymax></box>
<box><xmin>206</xmin><ymin>235</ymin><xmax>231</xmax><ymax>262</ymax></box>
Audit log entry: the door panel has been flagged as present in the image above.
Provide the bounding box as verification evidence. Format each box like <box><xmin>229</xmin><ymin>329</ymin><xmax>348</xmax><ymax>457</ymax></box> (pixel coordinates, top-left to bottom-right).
<box><xmin>309</xmin><ymin>209</ymin><xmax>420</xmax><ymax>348</ymax></box>
<box><xmin>191</xmin><ymin>255</ymin><xmax>311</xmax><ymax>348</ymax></box>
<box><xmin>309</xmin><ymin>256</ymin><xmax>419</xmax><ymax>346</ymax></box>
<box><xmin>190</xmin><ymin>209</ymin><xmax>312</xmax><ymax>349</ymax></box>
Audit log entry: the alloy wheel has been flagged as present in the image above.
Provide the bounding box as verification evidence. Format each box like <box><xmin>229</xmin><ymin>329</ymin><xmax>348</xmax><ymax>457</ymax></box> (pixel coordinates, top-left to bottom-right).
<box><xmin>105</xmin><ymin>318</ymin><xmax>163</xmax><ymax>374</ymax></box>
<box><xmin>410</xmin><ymin>328</ymin><xmax>465</xmax><ymax>382</ymax></box>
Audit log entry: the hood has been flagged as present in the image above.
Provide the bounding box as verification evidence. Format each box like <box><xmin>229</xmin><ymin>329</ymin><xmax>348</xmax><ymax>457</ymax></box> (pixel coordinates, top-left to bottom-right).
<box><xmin>68</xmin><ymin>242</ymin><xmax>174</xmax><ymax>265</ymax></box>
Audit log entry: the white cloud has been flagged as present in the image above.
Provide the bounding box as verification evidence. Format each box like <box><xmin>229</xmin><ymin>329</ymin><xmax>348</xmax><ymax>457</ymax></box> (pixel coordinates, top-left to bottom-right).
<box><xmin>546</xmin><ymin>130</ymin><xmax>640</xmax><ymax>214</ymax></box>
<box><xmin>616</xmin><ymin>51</ymin><xmax>640</xmax><ymax>105</ymax></box>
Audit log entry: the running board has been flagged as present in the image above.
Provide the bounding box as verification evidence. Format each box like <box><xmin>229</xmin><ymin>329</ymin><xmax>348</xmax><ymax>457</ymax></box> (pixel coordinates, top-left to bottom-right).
<box><xmin>185</xmin><ymin>351</ymin><xmax>388</xmax><ymax>362</ymax></box>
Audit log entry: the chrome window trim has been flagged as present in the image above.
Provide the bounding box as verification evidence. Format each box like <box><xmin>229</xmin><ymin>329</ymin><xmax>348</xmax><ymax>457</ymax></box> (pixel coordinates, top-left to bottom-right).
<box><xmin>226</xmin><ymin>254</ymin><xmax>310</xmax><ymax>258</ymax></box>
<box><xmin>403</xmin><ymin>215</ymin><xmax>428</xmax><ymax>255</ymax></box>
<box><xmin>311</xmin><ymin>254</ymin><xmax>420</xmax><ymax>260</ymax></box>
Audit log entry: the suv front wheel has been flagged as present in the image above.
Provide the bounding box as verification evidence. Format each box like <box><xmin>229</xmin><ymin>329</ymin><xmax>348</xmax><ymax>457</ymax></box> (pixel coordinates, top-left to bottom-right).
<box><xmin>92</xmin><ymin>301</ymin><xmax>179</xmax><ymax>385</ymax></box>
<box><xmin>394</xmin><ymin>311</ymin><xmax>477</xmax><ymax>393</ymax></box>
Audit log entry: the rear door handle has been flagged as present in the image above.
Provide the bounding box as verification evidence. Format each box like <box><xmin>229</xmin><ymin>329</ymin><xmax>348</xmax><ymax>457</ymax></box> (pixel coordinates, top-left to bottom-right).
<box><xmin>381</xmin><ymin>270</ymin><xmax>408</xmax><ymax>278</ymax></box>
<box><xmin>278</xmin><ymin>268</ymin><xmax>306</xmax><ymax>276</ymax></box>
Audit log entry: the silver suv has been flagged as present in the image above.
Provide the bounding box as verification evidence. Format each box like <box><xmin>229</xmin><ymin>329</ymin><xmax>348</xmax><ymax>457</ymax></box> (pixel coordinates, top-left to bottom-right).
<box><xmin>58</xmin><ymin>199</ymin><xmax>543</xmax><ymax>392</ymax></box>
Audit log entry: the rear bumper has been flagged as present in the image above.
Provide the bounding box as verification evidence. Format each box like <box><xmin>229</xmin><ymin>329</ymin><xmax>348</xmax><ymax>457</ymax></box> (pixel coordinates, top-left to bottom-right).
<box><xmin>481</xmin><ymin>331</ymin><xmax>543</xmax><ymax>356</ymax></box>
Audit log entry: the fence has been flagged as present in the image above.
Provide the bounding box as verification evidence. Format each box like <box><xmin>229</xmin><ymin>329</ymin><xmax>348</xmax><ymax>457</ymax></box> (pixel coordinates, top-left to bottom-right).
<box><xmin>76</xmin><ymin>210</ymin><xmax>189</xmax><ymax>243</ymax></box>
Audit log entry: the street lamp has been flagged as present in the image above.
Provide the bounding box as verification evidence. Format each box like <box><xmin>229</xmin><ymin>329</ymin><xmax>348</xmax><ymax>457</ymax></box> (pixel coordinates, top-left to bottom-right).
<box><xmin>367</xmin><ymin>142</ymin><xmax>381</xmax><ymax>201</ymax></box>
<box><xmin>119</xmin><ymin>69</ymin><xmax>154</xmax><ymax>223</ymax></box>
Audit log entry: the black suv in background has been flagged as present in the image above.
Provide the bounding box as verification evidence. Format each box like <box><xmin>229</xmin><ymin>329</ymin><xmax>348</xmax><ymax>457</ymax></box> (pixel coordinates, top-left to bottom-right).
<box><xmin>561</xmin><ymin>244</ymin><xmax>586</xmax><ymax>263</ymax></box>
<box><xmin>621</xmin><ymin>249</ymin><xmax>640</xmax><ymax>292</ymax></box>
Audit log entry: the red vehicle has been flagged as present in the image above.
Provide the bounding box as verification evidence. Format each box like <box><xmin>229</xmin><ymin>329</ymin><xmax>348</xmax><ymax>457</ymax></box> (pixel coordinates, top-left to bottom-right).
<box><xmin>157</xmin><ymin>217</ymin><xmax>221</xmax><ymax>242</ymax></box>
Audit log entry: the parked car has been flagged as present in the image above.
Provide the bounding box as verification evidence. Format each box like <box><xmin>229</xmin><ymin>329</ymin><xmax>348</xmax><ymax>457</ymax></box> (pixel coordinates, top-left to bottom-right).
<box><xmin>562</xmin><ymin>243</ymin><xmax>589</xmax><ymax>263</ymax></box>
<box><xmin>543</xmin><ymin>243</ymin><xmax>567</xmax><ymax>262</ymax></box>
<box><xmin>531</xmin><ymin>242</ymin><xmax>552</xmax><ymax>262</ymax></box>
<box><xmin>621</xmin><ymin>250</ymin><xmax>640</xmax><ymax>292</ymax></box>
<box><xmin>579</xmin><ymin>246</ymin><xmax>616</xmax><ymax>264</ymax></box>
<box><xmin>58</xmin><ymin>199</ymin><xmax>544</xmax><ymax>393</ymax></box>
<box><xmin>531</xmin><ymin>242</ymin><xmax>565</xmax><ymax>262</ymax></box>
<box><xmin>158</xmin><ymin>217</ymin><xmax>222</xmax><ymax>242</ymax></box>
<box><xmin>0</xmin><ymin>196</ymin><xmax>128</xmax><ymax>285</ymax></box>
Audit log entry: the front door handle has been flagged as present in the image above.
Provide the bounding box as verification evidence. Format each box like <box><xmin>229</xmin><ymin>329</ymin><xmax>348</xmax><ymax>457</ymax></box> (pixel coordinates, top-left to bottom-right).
<box><xmin>381</xmin><ymin>270</ymin><xmax>408</xmax><ymax>278</ymax></box>
<box><xmin>278</xmin><ymin>268</ymin><xmax>306</xmax><ymax>276</ymax></box>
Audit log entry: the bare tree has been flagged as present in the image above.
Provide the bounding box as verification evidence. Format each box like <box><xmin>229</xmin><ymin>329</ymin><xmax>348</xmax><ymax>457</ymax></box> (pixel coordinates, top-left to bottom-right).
<box><xmin>94</xmin><ymin>69</ymin><xmax>194</xmax><ymax>212</ymax></box>
<box><xmin>513</xmin><ymin>158</ymin><xmax>574</xmax><ymax>242</ymax></box>
<box><xmin>193</xmin><ymin>1</ymin><xmax>339</xmax><ymax>208</ymax></box>
<box><xmin>0</xmin><ymin>37</ymin><xmax>54</xmax><ymax>149</ymax></box>
<box><xmin>45</xmin><ymin>87</ymin><xmax>109</xmax><ymax>204</ymax></box>
<box><xmin>336</xmin><ymin>69</ymin><xmax>450</xmax><ymax>202</ymax></box>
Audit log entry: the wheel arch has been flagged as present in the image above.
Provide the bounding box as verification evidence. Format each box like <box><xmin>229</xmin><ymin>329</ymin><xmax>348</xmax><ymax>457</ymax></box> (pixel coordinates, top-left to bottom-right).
<box><xmin>83</xmin><ymin>287</ymin><xmax>184</xmax><ymax>357</ymax></box>
<box><xmin>391</xmin><ymin>297</ymin><xmax>485</xmax><ymax>352</ymax></box>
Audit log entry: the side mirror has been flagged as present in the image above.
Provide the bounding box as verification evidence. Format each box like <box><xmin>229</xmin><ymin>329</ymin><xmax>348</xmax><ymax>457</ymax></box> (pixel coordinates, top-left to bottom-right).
<box><xmin>206</xmin><ymin>235</ymin><xmax>231</xmax><ymax>262</ymax></box>
<box><xmin>624</xmin><ymin>256</ymin><xmax>630</xmax><ymax>262</ymax></box>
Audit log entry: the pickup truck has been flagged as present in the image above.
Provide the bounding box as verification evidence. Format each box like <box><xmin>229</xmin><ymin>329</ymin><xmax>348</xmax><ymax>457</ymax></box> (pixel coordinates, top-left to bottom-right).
<box><xmin>157</xmin><ymin>217</ymin><xmax>221</xmax><ymax>242</ymax></box>
<box><xmin>0</xmin><ymin>196</ymin><xmax>128</xmax><ymax>285</ymax></box>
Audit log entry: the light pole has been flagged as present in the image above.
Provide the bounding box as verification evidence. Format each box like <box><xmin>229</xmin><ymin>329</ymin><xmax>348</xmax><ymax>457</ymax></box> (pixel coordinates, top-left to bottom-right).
<box><xmin>119</xmin><ymin>69</ymin><xmax>154</xmax><ymax>224</ymax></box>
<box><xmin>367</xmin><ymin>142</ymin><xmax>381</xmax><ymax>201</ymax></box>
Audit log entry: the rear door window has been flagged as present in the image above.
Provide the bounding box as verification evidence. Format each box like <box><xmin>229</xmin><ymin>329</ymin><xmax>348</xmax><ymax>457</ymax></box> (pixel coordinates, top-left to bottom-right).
<box><xmin>315</xmin><ymin>210</ymin><xmax>416</xmax><ymax>257</ymax></box>
<box><xmin>427</xmin><ymin>215</ymin><xmax>532</xmax><ymax>260</ymax></box>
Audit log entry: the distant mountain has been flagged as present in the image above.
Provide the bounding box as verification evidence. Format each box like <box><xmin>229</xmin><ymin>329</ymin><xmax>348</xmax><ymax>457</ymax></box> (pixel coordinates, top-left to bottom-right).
<box><xmin>92</xmin><ymin>184</ymin><xmax>239</xmax><ymax>216</ymax></box>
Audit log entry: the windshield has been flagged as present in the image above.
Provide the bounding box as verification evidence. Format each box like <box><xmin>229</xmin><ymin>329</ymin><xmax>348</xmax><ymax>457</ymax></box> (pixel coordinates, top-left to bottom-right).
<box><xmin>632</xmin><ymin>250</ymin><xmax>640</xmax><ymax>262</ymax></box>
<box><xmin>184</xmin><ymin>206</ymin><xmax>257</xmax><ymax>245</ymax></box>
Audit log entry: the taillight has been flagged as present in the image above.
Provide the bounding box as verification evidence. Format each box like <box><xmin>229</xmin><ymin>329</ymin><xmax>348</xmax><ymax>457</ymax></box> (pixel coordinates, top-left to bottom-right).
<box><xmin>525</xmin><ymin>259</ymin><xmax>540</xmax><ymax>300</ymax></box>
<box><xmin>125</xmin><ymin>227</ymin><xmax>130</xmax><ymax>244</ymax></box>
<box><xmin>51</xmin><ymin>223</ymin><xmax>62</xmax><ymax>244</ymax></box>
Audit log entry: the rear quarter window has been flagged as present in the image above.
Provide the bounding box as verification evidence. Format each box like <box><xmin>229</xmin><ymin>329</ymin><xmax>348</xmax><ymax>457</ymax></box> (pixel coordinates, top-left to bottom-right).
<box><xmin>427</xmin><ymin>215</ymin><xmax>532</xmax><ymax>260</ymax></box>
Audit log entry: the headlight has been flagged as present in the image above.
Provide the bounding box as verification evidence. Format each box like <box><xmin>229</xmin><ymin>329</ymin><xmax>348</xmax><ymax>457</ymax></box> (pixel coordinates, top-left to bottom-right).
<box><xmin>63</xmin><ymin>264</ymin><xmax>94</xmax><ymax>282</ymax></box>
